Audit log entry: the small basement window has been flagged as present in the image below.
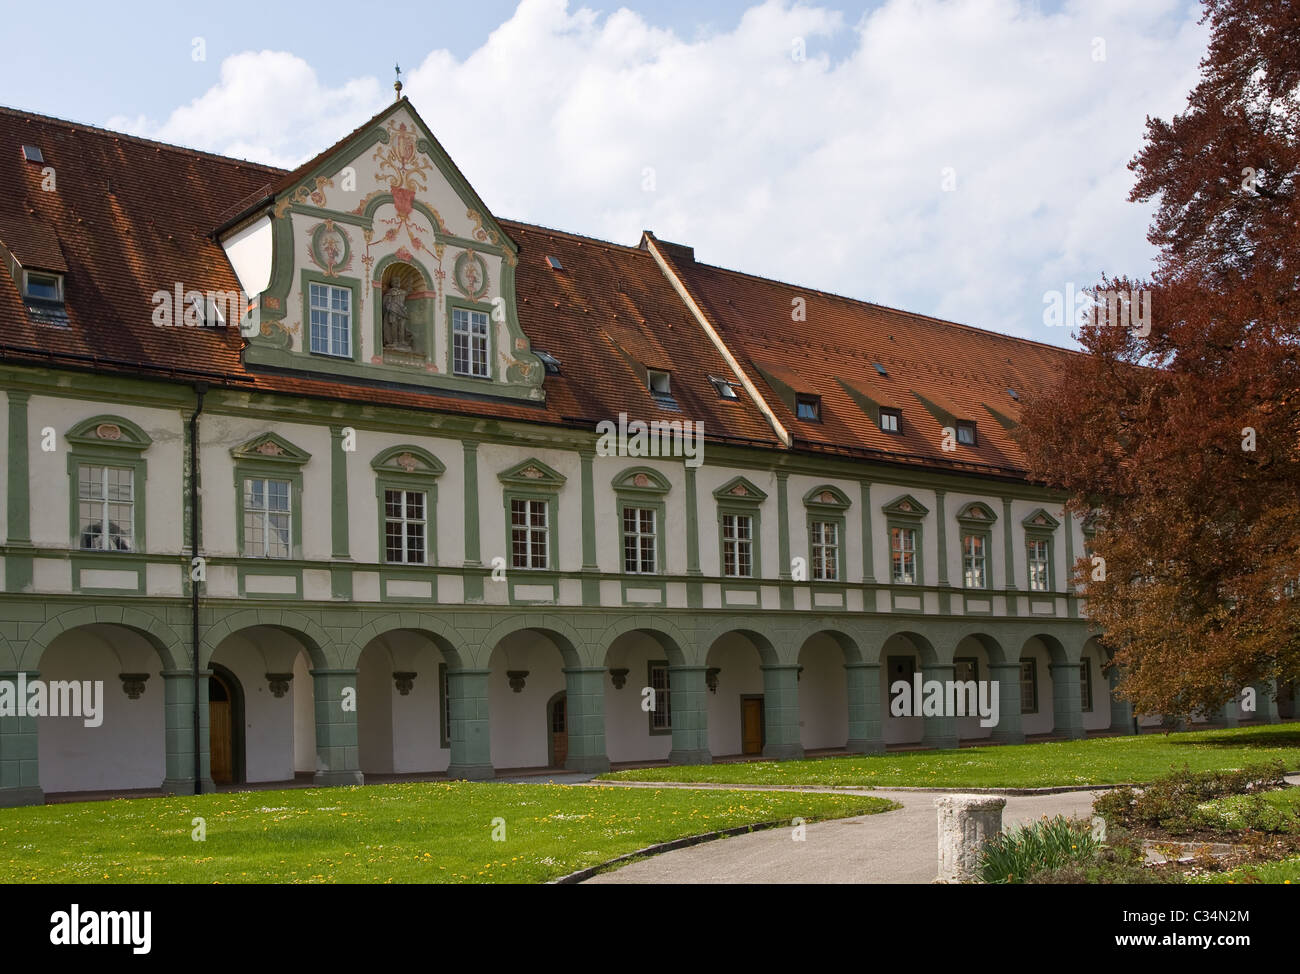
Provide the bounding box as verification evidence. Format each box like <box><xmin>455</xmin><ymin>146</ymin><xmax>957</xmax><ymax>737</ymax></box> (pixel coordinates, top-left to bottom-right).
<box><xmin>22</xmin><ymin>270</ymin><xmax>62</xmax><ymax>302</ymax></box>
<box><xmin>957</xmin><ymin>420</ymin><xmax>977</xmax><ymax>446</ymax></box>
<box><xmin>795</xmin><ymin>394</ymin><xmax>821</xmax><ymax>422</ymax></box>
<box><xmin>880</xmin><ymin>407</ymin><xmax>901</xmax><ymax>434</ymax></box>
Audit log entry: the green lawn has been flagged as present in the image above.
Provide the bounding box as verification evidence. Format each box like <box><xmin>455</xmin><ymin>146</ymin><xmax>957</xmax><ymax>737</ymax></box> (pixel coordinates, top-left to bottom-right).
<box><xmin>1195</xmin><ymin>856</ymin><xmax>1300</xmax><ymax>884</ymax></box>
<box><xmin>0</xmin><ymin>781</ymin><xmax>895</xmax><ymax>884</ymax></box>
<box><xmin>597</xmin><ymin>725</ymin><xmax>1300</xmax><ymax>789</ymax></box>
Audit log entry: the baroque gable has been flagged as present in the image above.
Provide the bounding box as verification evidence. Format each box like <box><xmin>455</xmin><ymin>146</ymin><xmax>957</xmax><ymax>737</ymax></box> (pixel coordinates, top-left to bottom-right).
<box><xmin>226</xmin><ymin>100</ymin><xmax>544</xmax><ymax>402</ymax></box>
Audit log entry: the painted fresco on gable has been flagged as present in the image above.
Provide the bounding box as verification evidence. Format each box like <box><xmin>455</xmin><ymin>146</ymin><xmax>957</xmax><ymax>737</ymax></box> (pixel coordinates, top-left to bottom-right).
<box><xmin>246</xmin><ymin>103</ymin><xmax>543</xmax><ymax>401</ymax></box>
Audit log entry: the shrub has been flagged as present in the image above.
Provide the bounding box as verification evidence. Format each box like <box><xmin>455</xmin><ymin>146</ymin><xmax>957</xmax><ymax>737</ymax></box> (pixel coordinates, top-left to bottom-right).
<box><xmin>978</xmin><ymin>815</ymin><xmax>1100</xmax><ymax>884</ymax></box>
<box><xmin>1092</xmin><ymin>762</ymin><xmax>1289</xmax><ymax>834</ymax></box>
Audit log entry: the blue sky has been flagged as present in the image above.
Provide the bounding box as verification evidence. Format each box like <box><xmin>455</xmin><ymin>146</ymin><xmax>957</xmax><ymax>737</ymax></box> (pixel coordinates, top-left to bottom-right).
<box><xmin>4</xmin><ymin>0</ymin><xmax>1207</xmax><ymax>348</ymax></box>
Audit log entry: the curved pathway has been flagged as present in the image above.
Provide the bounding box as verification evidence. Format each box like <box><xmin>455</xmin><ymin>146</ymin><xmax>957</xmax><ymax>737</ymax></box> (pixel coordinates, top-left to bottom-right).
<box><xmin>580</xmin><ymin>782</ymin><xmax>1102</xmax><ymax>884</ymax></box>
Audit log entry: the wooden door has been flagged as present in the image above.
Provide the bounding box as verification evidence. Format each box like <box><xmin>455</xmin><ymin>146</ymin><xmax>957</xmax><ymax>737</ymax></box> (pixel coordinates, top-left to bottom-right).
<box><xmin>550</xmin><ymin>695</ymin><xmax>568</xmax><ymax>768</ymax></box>
<box><xmin>209</xmin><ymin>675</ymin><xmax>233</xmax><ymax>784</ymax></box>
<box><xmin>741</xmin><ymin>697</ymin><xmax>764</xmax><ymax>755</ymax></box>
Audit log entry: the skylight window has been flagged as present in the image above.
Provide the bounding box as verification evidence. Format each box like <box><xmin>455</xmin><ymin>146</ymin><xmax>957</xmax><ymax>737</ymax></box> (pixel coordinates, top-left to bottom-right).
<box><xmin>545</xmin><ymin>255</ymin><xmax>563</xmax><ymax>271</ymax></box>
<box><xmin>534</xmin><ymin>349</ymin><xmax>562</xmax><ymax>374</ymax></box>
<box><xmin>1007</xmin><ymin>388</ymin><xmax>1019</xmax><ymax>401</ymax></box>
<box><xmin>708</xmin><ymin>375</ymin><xmax>739</xmax><ymax>399</ymax></box>
<box><xmin>21</xmin><ymin>144</ymin><xmax>44</xmax><ymax>164</ymax></box>
<box><xmin>872</xmin><ymin>362</ymin><xmax>888</xmax><ymax>376</ymax></box>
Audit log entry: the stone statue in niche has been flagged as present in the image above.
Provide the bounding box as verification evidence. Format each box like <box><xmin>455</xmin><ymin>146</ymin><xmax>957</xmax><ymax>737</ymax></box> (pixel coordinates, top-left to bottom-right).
<box><xmin>382</xmin><ymin>283</ymin><xmax>413</xmax><ymax>350</ymax></box>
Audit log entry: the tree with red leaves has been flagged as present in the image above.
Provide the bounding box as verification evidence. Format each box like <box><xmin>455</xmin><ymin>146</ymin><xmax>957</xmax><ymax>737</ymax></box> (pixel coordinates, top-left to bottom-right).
<box><xmin>1019</xmin><ymin>0</ymin><xmax>1300</xmax><ymax>720</ymax></box>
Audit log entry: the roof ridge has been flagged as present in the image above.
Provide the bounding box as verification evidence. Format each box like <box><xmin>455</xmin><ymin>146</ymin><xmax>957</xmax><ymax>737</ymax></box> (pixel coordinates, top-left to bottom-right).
<box><xmin>684</xmin><ymin>256</ymin><xmax>1087</xmax><ymax>360</ymax></box>
<box><xmin>0</xmin><ymin>104</ymin><xmax>287</xmax><ymax>174</ymax></box>
<box><xmin>498</xmin><ymin>217</ymin><xmax>649</xmax><ymax>257</ymax></box>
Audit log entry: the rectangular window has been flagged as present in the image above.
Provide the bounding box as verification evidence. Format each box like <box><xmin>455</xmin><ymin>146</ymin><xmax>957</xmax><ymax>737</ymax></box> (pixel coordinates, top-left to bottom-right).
<box><xmin>24</xmin><ymin>271</ymin><xmax>62</xmax><ymax>302</ymax></box>
<box><xmin>510</xmin><ymin>498</ymin><xmax>549</xmax><ymax>569</ymax></box>
<box><xmin>810</xmin><ymin>520</ymin><xmax>839</xmax><ymax>581</ymax></box>
<box><xmin>622</xmin><ymin>506</ymin><xmax>657</xmax><ymax>574</ymax></box>
<box><xmin>452</xmin><ymin>307</ymin><xmax>490</xmax><ymax>378</ymax></box>
<box><xmin>1020</xmin><ymin>659</ymin><xmax>1038</xmax><ymax>714</ymax></box>
<box><xmin>439</xmin><ymin>663</ymin><xmax>451</xmax><ymax>748</ymax></box>
<box><xmin>796</xmin><ymin>395</ymin><xmax>821</xmax><ymax>421</ymax></box>
<box><xmin>648</xmin><ymin>662</ymin><xmax>671</xmax><ymax>731</ymax></box>
<box><xmin>309</xmin><ymin>282</ymin><xmax>351</xmax><ymax>358</ymax></box>
<box><xmin>721</xmin><ymin>512</ymin><xmax>754</xmax><ymax>577</ymax></box>
<box><xmin>880</xmin><ymin>407</ymin><xmax>901</xmax><ymax>434</ymax></box>
<box><xmin>243</xmin><ymin>477</ymin><xmax>291</xmax><ymax>558</ymax></box>
<box><xmin>1027</xmin><ymin>538</ymin><xmax>1050</xmax><ymax>591</ymax></box>
<box><xmin>78</xmin><ymin>464</ymin><xmax>134</xmax><ymax>551</ymax></box>
<box><xmin>384</xmin><ymin>488</ymin><xmax>427</xmax><ymax>564</ymax></box>
<box><xmin>954</xmin><ymin>657</ymin><xmax>978</xmax><ymax>685</ymax></box>
<box><xmin>962</xmin><ymin>533</ymin><xmax>986</xmax><ymax>588</ymax></box>
<box><xmin>890</xmin><ymin>525</ymin><xmax>917</xmax><ymax>584</ymax></box>
<box><xmin>1080</xmin><ymin>660</ymin><xmax>1093</xmax><ymax>712</ymax></box>
<box><xmin>957</xmin><ymin>420</ymin><xmax>977</xmax><ymax>445</ymax></box>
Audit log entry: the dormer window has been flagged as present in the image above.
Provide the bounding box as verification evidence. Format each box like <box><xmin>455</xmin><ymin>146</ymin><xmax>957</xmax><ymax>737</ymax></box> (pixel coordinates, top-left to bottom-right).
<box><xmin>796</xmin><ymin>394</ymin><xmax>821</xmax><ymax>422</ymax></box>
<box><xmin>648</xmin><ymin>369</ymin><xmax>670</xmax><ymax>396</ymax></box>
<box><xmin>957</xmin><ymin>420</ymin><xmax>977</xmax><ymax>445</ymax></box>
<box><xmin>23</xmin><ymin>270</ymin><xmax>62</xmax><ymax>302</ymax></box>
<box><xmin>880</xmin><ymin>407</ymin><xmax>901</xmax><ymax>434</ymax></box>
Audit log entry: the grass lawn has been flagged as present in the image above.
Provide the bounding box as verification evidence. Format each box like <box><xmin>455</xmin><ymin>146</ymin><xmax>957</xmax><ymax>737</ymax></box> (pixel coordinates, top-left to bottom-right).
<box><xmin>0</xmin><ymin>781</ymin><xmax>895</xmax><ymax>884</ymax></box>
<box><xmin>597</xmin><ymin>725</ymin><xmax>1300</xmax><ymax>789</ymax></box>
<box><xmin>1195</xmin><ymin>856</ymin><xmax>1300</xmax><ymax>884</ymax></box>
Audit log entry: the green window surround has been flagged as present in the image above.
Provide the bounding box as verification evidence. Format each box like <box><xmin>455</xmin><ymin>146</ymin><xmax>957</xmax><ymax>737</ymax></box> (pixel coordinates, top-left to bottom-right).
<box><xmin>438</xmin><ymin>662</ymin><xmax>451</xmax><ymax>748</ymax></box>
<box><xmin>231</xmin><ymin>432</ymin><xmax>311</xmax><ymax>560</ymax></box>
<box><xmin>1080</xmin><ymin>657</ymin><xmax>1093</xmax><ymax>712</ymax></box>
<box><xmin>445</xmin><ymin>296</ymin><xmax>496</xmax><ymax>382</ymax></box>
<box><xmin>647</xmin><ymin>659</ymin><xmax>671</xmax><ymax>735</ymax></box>
<box><xmin>881</xmin><ymin>493</ymin><xmax>929</xmax><ymax>587</ymax></box>
<box><xmin>955</xmin><ymin>501</ymin><xmax>997</xmax><ymax>590</ymax></box>
<box><xmin>803</xmin><ymin>484</ymin><xmax>850</xmax><ymax>583</ymax></box>
<box><xmin>713</xmin><ymin>476</ymin><xmax>767</xmax><ymax>579</ymax></box>
<box><xmin>498</xmin><ymin>458</ymin><xmax>566</xmax><ymax>572</ymax></box>
<box><xmin>611</xmin><ymin>466</ymin><xmax>670</xmax><ymax>575</ymax></box>
<box><xmin>371</xmin><ymin>445</ymin><xmax>445</xmax><ymax>566</ymax></box>
<box><xmin>300</xmin><ymin>269</ymin><xmax>362</xmax><ymax>363</ymax></box>
<box><xmin>1022</xmin><ymin>507</ymin><xmax>1061</xmax><ymax>593</ymax></box>
<box><xmin>65</xmin><ymin>415</ymin><xmax>152</xmax><ymax>554</ymax></box>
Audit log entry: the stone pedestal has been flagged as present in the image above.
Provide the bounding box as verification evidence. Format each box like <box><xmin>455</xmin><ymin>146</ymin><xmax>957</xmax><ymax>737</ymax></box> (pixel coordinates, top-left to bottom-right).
<box><xmin>935</xmin><ymin>794</ymin><xmax>1006</xmax><ymax>883</ymax></box>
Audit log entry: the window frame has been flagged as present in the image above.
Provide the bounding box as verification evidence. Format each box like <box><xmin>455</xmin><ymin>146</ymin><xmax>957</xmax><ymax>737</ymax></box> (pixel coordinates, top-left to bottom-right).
<box><xmin>881</xmin><ymin>494</ymin><xmax>929</xmax><ymax>587</ymax></box>
<box><xmin>448</xmin><ymin>300</ymin><xmax>493</xmax><ymax>380</ymax></box>
<box><xmin>240</xmin><ymin>475</ymin><xmax>295</xmax><ymax>560</ymax></box>
<box><xmin>1020</xmin><ymin>658</ymin><xmax>1039</xmax><ymax>714</ymax></box>
<box><xmin>231</xmin><ymin>433</ymin><xmax>310</xmax><ymax>561</ymax></box>
<box><xmin>955</xmin><ymin>501</ymin><xmax>998</xmax><ymax>590</ymax></box>
<box><xmin>956</xmin><ymin>420</ymin><xmax>977</xmax><ymax>446</ymax></box>
<box><xmin>300</xmin><ymin>270</ymin><xmax>361</xmax><ymax>362</ymax></box>
<box><xmin>795</xmin><ymin>394</ymin><xmax>821</xmax><ymax>422</ymax></box>
<box><xmin>611</xmin><ymin>466</ymin><xmax>671</xmax><ymax>577</ymax></box>
<box><xmin>647</xmin><ymin>659</ymin><xmax>672</xmax><ymax>735</ymax></box>
<box><xmin>803</xmin><ymin>484</ymin><xmax>851</xmax><ymax>584</ymax></box>
<box><xmin>953</xmin><ymin>656</ymin><xmax>979</xmax><ymax>685</ymax></box>
<box><xmin>498</xmin><ymin>459</ymin><xmax>566</xmax><ymax>575</ymax></box>
<box><xmin>371</xmin><ymin>445</ymin><xmax>445</xmax><ymax>567</ymax></box>
<box><xmin>64</xmin><ymin>415</ymin><xmax>151</xmax><ymax>555</ymax></box>
<box><xmin>1080</xmin><ymin>657</ymin><xmax>1093</xmax><ymax>712</ymax></box>
<box><xmin>1022</xmin><ymin>508</ymin><xmax>1061</xmax><ymax>594</ymax></box>
<box><xmin>879</xmin><ymin>407</ymin><xmax>902</xmax><ymax>434</ymax></box>
<box><xmin>76</xmin><ymin>463</ymin><xmax>137</xmax><ymax>553</ymax></box>
<box><xmin>509</xmin><ymin>496</ymin><xmax>552</xmax><ymax>571</ymax></box>
<box><xmin>23</xmin><ymin>269</ymin><xmax>64</xmax><ymax>303</ymax></box>
<box><xmin>714</xmin><ymin>476</ymin><xmax>767</xmax><ymax>580</ymax></box>
<box><xmin>438</xmin><ymin>663</ymin><xmax>451</xmax><ymax>749</ymax></box>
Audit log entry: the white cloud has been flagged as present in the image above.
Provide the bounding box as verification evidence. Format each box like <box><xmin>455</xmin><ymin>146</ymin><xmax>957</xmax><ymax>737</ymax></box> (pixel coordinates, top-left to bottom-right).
<box><xmin>110</xmin><ymin>0</ymin><xmax>1209</xmax><ymax>346</ymax></box>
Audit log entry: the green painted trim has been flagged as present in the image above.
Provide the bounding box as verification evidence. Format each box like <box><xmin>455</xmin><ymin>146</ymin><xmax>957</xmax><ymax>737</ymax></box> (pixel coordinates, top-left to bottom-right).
<box><xmin>621</xmin><ymin>577</ymin><xmax>668</xmax><ymax>606</ymax></box>
<box><xmin>776</xmin><ymin>472</ymin><xmax>792</xmax><ymax>608</ymax></box>
<box><xmin>378</xmin><ymin>567</ymin><xmax>439</xmax><ymax>603</ymax></box>
<box><xmin>300</xmin><ymin>268</ymin><xmax>363</xmax><ymax>362</ymax></box>
<box><xmin>237</xmin><ymin>564</ymin><xmax>304</xmax><ymax>600</ymax></box>
<box><xmin>580</xmin><ymin>453</ymin><xmax>598</xmax><ymax>604</ymax></box>
<box><xmin>438</xmin><ymin>662</ymin><xmax>450</xmax><ymax>748</ymax></box>
<box><xmin>712</xmin><ymin>475</ymin><xmax>768</xmax><ymax>504</ymax></box>
<box><xmin>66</xmin><ymin>450</ymin><xmax>148</xmax><ymax>554</ymax></box>
<box><xmin>1023</xmin><ymin>508</ymin><xmax>1059</xmax><ymax>594</ymax></box>
<box><xmin>957</xmin><ymin>525</ymin><xmax>994</xmax><ymax>591</ymax></box>
<box><xmin>444</xmin><ymin>295</ymin><xmax>497</xmax><ymax>382</ymax></box>
<box><xmin>501</xmin><ymin>490</ymin><xmax>560</xmax><ymax>575</ymax></box>
<box><xmin>1020</xmin><ymin>657</ymin><xmax>1039</xmax><ymax>714</ymax></box>
<box><xmin>615</xmin><ymin>495</ymin><xmax>667</xmax><ymax>578</ymax></box>
<box><xmin>934</xmin><ymin>489</ymin><xmax>949</xmax><ymax>587</ymax></box>
<box><xmin>371</xmin><ymin>444</ymin><xmax>444</xmax><ymax>569</ymax></box>
<box><xmin>497</xmin><ymin>457</ymin><xmax>566</xmax><ymax>490</ymax></box>
<box><xmin>684</xmin><ymin>466</ymin><xmax>702</xmax><ymax>607</ymax></box>
<box><xmin>1064</xmin><ymin>509</ymin><xmax>1078</xmax><ymax>618</ymax></box>
<box><xmin>70</xmin><ymin>553</ymin><xmax>146</xmax><ymax>593</ymax></box>
<box><xmin>330</xmin><ymin>426</ymin><xmax>350</xmax><ymax>560</ymax></box>
<box><xmin>461</xmin><ymin>440</ymin><xmax>482</xmax><ymax>601</ymax></box>
<box><xmin>805</xmin><ymin>512</ymin><xmax>847</xmax><ymax>583</ymax></box>
<box><xmin>6</xmin><ymin>393</ymin><xmax>32</xmax><ymax>589</ymax></box>
<box><xmin>229</xmin><ymin>431</ymin><xmax>312</xmax><ymax>467</ymax></box>
<box><xmin>233</xmin><ymin>463</ymin><xmax>305</xmax><ymax>560</ymax></box>
<box><xmin>859</xmin><ymin>481</ymin><xmax>875</xmax><ymax>584</ymax></box>
<box><xmin>884</xmin><ymin>518</ymin><xmax>923</xmax><ymax>587</ymax></box>
<box><xmin>65</xmin><ymin>414</ymin><xmax>153</xmax><ymax>452</ymax></box>
<box><xmin>716</xmin><ymin>504</ymin><xmax>762</xmax><ymax>580</ymax></box>
<box><xmin>1002</xmin><ymin>497</ymin><xmax>1018</xmax><ymax>614</ymax></box>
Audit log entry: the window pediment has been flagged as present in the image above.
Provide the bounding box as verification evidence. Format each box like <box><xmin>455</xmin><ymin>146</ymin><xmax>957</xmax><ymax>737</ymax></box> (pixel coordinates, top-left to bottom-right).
<box><xmin>612</xmin><ymin>465</ymin><xmax>671</xmax><ymax>495</ymax></box>
<box><xmin>713</xmin><ymin>475</ymin><xmax>767</xmax><ymax>504</ymax></box>
<box><xmin>65</xmin><ymin>415</ymin><xmax>152</xmax><ymax>452</ymax></box>
<box><xmin>1022</xmin><ymin>507</ymin><xmax>1061</xmax><ymax>533</ymax></box>
<box><xmin>803</xmin><ymin>484</ymin><xmax>850</xmax><ymax>511</ymax></box>
<box><xmin>371</xmin><ymin>445</ymin><xmax>445</xmax><ymax>479</ymax></box>
<box><xmin>231</xmin><ymin>432</ymin><xmax>311</xmax><ymax>466</ymax></box>
<box><xmin>498</xmin><ymin>457</ymin><xmax>566</xmax><ymax>490</ymax></box>
<box><xmin>881</xmin><ymin>493</ymin><xmax>929</xmax><ymax>519</ymax></box>
<box><xmin>956</xmin><ymin>500</ymin><xmax>998</xmax><ymax>526</ymax></box>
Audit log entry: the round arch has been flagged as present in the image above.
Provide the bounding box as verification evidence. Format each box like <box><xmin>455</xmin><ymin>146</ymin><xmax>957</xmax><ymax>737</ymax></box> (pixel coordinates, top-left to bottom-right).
<box><xmin>23</xmin><ymin>606</ymin><xmax>180</xmax><ymax>671</ymax></box>
<box><xmin>200</xmin><ymin>609</ymin><xmax>334</xmax><ymax>669</ymax></box>
<box><xmin>595</xmin><ymin>616</ymin><xmax>691</xmax><ymax>668</ymax></box>
<box><xmin>345</xmin><ymin>613</ymin><xmax>469</xmax><ymax>670</ymax></box>
<box><xmin>479</xmin><ymin>615</ymin><xmax>585</xmax><ymax>668</ymax></box>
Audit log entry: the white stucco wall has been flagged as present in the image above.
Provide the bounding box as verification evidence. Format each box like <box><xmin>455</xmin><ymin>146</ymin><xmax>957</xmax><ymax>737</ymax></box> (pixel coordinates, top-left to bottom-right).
<box><xmin>798</xmin><ymin>635</ymin><xmax>848</xmax><ymax>749</ymax></box>
<box><xmin>706</xmin><ymin>634</ymin><xmax>765</xmax><ymax>757</ymax></box>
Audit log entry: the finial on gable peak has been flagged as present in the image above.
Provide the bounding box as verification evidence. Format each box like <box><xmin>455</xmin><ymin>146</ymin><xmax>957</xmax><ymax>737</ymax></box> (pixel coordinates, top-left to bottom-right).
<box><xmin>394</xmin><ymin>63</ymin><xmax>403</xmax><ymax>101</ymax></box>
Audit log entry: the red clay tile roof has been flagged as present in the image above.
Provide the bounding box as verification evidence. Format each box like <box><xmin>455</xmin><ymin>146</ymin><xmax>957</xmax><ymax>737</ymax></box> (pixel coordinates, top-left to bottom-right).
<box><xmin>0</xmin><ymin>103</ymin><xmax>1083</xmax><ymax>475</ymax></box>
<box><xmin>653</xmin><ymin>241</ymin><xmax>1084</xmax><ymax>477</ymax></box>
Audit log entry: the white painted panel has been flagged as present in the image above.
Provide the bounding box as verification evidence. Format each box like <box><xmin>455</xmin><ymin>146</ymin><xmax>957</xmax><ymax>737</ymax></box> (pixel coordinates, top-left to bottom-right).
<box><xmin>79</xmin><ymin>569</ymin><xmax>139</xmax><ymax>589</ymax></box>
<box><xmin>244</xmin><ymin>574</ymin><xmax>298</xmax><ymax>595</ymax></box>
<box><xmin>386</xmin><ymin>579</ymin><xmax>432</xmax><ymax>599</ymax></box>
